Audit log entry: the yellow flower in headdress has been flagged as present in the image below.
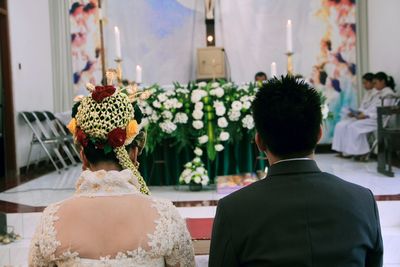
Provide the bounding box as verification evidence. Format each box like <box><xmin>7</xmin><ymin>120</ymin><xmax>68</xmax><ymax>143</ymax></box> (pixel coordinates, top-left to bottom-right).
<box><xmin>67</xmin><ymin>118</ymin><xmax>77</xmax><ymax>135</ymax></box>
<box><xmin>125</xmin><ymin>120</ymin><xmax>139</xmax><ymax>145</ymax></box>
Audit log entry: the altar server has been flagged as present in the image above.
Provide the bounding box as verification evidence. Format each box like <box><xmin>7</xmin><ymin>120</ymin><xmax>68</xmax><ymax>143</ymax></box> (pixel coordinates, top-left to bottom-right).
<box><xmin>332</xmin><ymin>72</ymin><xmax>395</xmax><ymax>158</ymax></box>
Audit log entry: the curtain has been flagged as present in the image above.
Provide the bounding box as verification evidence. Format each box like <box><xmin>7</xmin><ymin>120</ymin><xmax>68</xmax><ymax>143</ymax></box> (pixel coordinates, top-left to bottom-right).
<box><xmin>104</xmin><ymin>0</ymin><xmax>205</xmax><ymax>85</ymax></box>
<box><xmin>49</xmin><ymin>0</ymin><xmax>74</xmax><ymax>112</ymax></box>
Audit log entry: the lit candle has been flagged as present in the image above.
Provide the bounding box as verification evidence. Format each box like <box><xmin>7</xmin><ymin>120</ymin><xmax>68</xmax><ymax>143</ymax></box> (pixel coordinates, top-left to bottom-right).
<box><xmin>114</xmin><ymin>26</ymin><xmax>122</xmax><ymax>59</ymax></box>
<box><xmin>271</xmin><ymin>62</ymin><xmax>277</xmax><ymax>77</ymax></box>
<box><xmin>136</xmin><ymin>65</ymin><xmax>142</xmax><ymax>84</ymax></box>
<box><xmin>286</xmin><ymin>20</ymin><xmax>293</xmax><ymax>53</ymax></box>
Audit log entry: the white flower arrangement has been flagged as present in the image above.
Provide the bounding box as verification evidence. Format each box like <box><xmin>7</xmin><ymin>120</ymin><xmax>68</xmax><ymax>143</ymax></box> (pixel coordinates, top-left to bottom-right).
<box><xmin>179</xmin><ymin>157</ymin><xmax>209</xmax><ymax>186</ymax></box>
<box><xmin>142</xmin><ymin>80</ymin><xmax>328</xmax><ymax>189</ymax></box>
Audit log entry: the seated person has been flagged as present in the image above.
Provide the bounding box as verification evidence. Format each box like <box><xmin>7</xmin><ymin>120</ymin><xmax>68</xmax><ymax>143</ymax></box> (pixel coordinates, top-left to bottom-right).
<box><xmin>29</xmin><ymin>77</ymin><xmax>195</xmax><ymax>266</ymax></box>
<box><xmin>332</xmin><ymin>72</ymin><xmax>395</xmax><ymax>159</ymax></box>
<box><xmin>255</xmin><ymin>71</ymin><xmax>267</xmax><ymax>83</ymax></box>
<box><xmin>209</xmin><ymin>75</ymin><xmax>382</xmax><ymax>266</ymax></box>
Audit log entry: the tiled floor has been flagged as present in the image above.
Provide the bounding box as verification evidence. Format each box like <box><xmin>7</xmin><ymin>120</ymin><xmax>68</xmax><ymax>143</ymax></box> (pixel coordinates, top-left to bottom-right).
<box><xmin>0</xmin><ymin>154</ymin><xmax>399</xmax><ymax>208</ymax></box>
<box><xmin>1</xmin><ymin>154</ymin><xmax>400</xmax><ymax>266</ymax></box>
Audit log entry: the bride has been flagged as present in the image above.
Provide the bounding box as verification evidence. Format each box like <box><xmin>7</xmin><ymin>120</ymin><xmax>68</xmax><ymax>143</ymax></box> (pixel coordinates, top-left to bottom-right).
<box><xmin>29</xmin><ymin>76</ymin><xmax>195</xmax><ymax>266</ymax></box>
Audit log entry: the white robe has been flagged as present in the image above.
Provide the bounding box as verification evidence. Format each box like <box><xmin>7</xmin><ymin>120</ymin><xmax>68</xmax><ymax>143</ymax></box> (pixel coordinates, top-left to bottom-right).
<box><xmin>332</xmin><ymin>87</ymin><xmax>394</xmax><ymax>155</ymax></box>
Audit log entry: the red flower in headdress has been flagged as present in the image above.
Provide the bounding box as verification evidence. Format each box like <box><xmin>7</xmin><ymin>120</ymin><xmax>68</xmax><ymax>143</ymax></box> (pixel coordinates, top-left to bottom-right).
<box><xmin>92</xmin><ymin>86</ymin><xmax>116</xmax><ymax>102</ymax></box>
<box><xmin>76</xmin><ymin>128</ymin><xmax>89</xmax><ymax>147</ymax></box>
<box><xmin>108</xmin><ymin>127</ymin><xmax>126</xmax><ymax>148</ymax></box>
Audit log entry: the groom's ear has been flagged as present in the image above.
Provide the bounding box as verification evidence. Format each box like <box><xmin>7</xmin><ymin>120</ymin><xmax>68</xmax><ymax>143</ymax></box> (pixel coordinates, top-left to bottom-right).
<box><xmin>255</xmin><ymin>132</ymin><xmax>267</xmax><ymax>152</ymax></box>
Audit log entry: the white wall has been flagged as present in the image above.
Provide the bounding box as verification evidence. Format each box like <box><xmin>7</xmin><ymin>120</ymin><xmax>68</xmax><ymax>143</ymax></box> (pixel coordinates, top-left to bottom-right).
<box><xmin>8</xmin><ymin>0</ymin><xmax>54</xmax><ymax>170</ymax></box>
<box><xmin>368</xmin><ymin>0</ymin><xmax>400</xmax><ymax>90</ymax></box>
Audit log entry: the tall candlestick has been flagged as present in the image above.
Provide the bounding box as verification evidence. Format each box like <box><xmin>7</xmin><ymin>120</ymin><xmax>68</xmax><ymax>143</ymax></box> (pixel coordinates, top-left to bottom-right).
<box><xmin>136</xmin><ymin>65</ymin><xmax>142</xmax><ymax>84</ymax></box>
<box><xmin>271</xmin><ymin>62</ymin><xmax>277</xmax><ymax>77</ymax></box>
<box><xmin>286</xmin><ymin>20</ymin><xmax>293</xmax><ymax>53</ymax></box>
<box><xmin>114</xmin><ymin>26</ymin><xmax>122</xmax><ymax>59</ymax></box>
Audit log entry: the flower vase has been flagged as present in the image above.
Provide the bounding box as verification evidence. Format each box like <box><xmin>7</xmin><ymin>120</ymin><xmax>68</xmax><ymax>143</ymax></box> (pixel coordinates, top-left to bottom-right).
<box><xmin>189</xmin><ymin>182</ymin><xmax>203</xmax><ymax>192</ymax></box>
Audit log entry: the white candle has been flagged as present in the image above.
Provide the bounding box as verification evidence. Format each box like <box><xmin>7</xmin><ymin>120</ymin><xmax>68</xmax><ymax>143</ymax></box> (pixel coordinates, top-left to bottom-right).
<box><xmin>271</xmin><ymin>62</ymin><xmax>277</xmax><ymax>77</ymax></box>
<box><xmin>136</xmin><ymin>65</ymin><xmax>142</xmax><ymax>84</ymax></box>
<box><xmin>114</xmin><ymin>26</ymin><xmax>122</xmax><ymax>59</ymax></box>
<box><xmin>286</xmin><ymin>20</ymin><xmax>293</xmax><ymax>53</ymax></box>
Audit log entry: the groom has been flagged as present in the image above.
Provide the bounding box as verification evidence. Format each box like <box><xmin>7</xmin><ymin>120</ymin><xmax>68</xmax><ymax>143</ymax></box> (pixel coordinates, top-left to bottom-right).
<box><xmin>209</xmin><ymin>76</ymin><xmax>383</xmax><ymax>267</ymax></box>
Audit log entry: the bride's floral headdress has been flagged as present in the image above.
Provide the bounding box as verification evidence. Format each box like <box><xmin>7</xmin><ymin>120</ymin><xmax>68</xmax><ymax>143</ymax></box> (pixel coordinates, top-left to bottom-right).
<box><xmin>67</xmin><ymin>70</ymin><xmax>151</xmax><ymax>195</ymax></box>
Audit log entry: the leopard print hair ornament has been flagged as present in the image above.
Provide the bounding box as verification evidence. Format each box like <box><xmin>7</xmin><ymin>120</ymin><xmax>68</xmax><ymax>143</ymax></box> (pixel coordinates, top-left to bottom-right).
<box><xmin>67</xmin><ymin>70</ymin><xmax>151</xmax><ymax>195</ymax></box>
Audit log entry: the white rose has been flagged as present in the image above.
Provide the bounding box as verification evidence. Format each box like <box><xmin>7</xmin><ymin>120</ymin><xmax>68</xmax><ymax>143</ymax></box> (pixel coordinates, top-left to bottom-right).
<box><xmin>185</xmin><ymin>162</ymin><xmax>192</xmax><ymax>168</ymax></box>
<box><xmin>192</xmin><ymin>120</ymin><xmax>204</xmax><ymax>129</ymax></box>
<box><xmin>240</xmin><ymin>96</ymin><xmax>249</xmax><ymax>102</ymax></box>
<box><xmin>211</xmin><ymin>82</ymin><xmax>220</xmax><ymax>88</ymax></box>
<box><xmin>151</xmin><ymin>113</ymin><xmax>159</xmax><ymax>122</ymax></box>
<box><xmin>174</xmin><ymin>113</ymin><xmax>188</xmax><ymax>124</ymax></box>
<box><xmin>228</xmin><ymin>110</ymin><xmax>241</xmax><ymax>121</ymax></box>
<box><xmin>182</xmin><ymin>169</ymin><xmax>191</xmax><ymax>178</ymax></box>
<box><xmin>238</xmin><ymin>85</ymin><xmax>249</xmax><ymax>91</ymax></box>
<box><xmin>162</xmin><ymin>110</ymin><xmax>173</xmax><ymax>120</ymax></box>
<box><xmin>159</xmin><ymin>121</ymin><xmax>177</xmax><ymax>133</ymax></box>
<box><xmin>217</xmin><ymin>117</ymin><xmax>228</xmax><ymax>128</ymax></box>
<box><xmin>231</xmin><ymin>101</ymin><xmax>243</xmax><ymax>111</ymax></box>
<box><xmin>153</xmin><ymin>101</ymin><xmax>161</xmax><ymax>108</ymax></box>
<box><xmin>193</xmin><ymin>157</ymin><xmax>201</xmax><ymax>163</ymax></box>
<box><xmin>196</xmin><ymin>167</ymin><xmax>205</xmax><ymax>174</ymax></box>
<box><xmin>166</xmin><ymin>90</ymin><xmax>175</xmax><ymax>96</ymax></box>
<box><xmin>215</xmin><ymin>106</ymin><xmax>226</xmax><ymax>116</ymax></box>
<box><xmin>195</xmin><ymin>102</ymin><xmax>204</xmax><ymax>110</ymax></box>
<box><xmin>144</xmin><ymin>105</ymin><xmax>153</xmax><ymax>115</ymax></box>
<box><xmin>214</xmin><ymin>101</ymin><xmax>226</xmax><ymax>116</ymax></box>
<box><xmin>215</xmin><ymin>144</ymin><xmax>224</xmax><ymax>151</ymax></box>
<box><xmin>219</xmin><ymin>131</ymin><xmax>230</xmax><ymax>141</ymax></box>
<box><xmin>193</xmin><ymin>110</ymin><xmax>204</xmax><ymax>120</ymax></box>
<box><xmin>175</xmin><ymin>102</ymin><xmax>183</xmax><ymax>108</ymax></box>
<box><xmin>201</xmin><ymin>179</ymin><xmax>209</xmax><ymax>186</ymax></box>
<box><xmin>242</xmin><ymin>114</ymin><xmax>255</xmax><ymax>129</ymax></box>
<box><xmin>198</xmin><ymin>82</ymin><xmax>207</xmax><ymax>88</ymax></box>
<box><xmin>201</xmin><ymin>175</ymin><xmax>209</xmax><ymax>183</ymax></box>
<box><xmin>194</xmin><ymin>176</ymin><xmax>201</xmax><ymax>184</ymax></box>
<box><xmin>163</xmin><ymin>100</ymin><xmax>173</xmax><ymax>110</ymax></box>
<box><xmin>243</xmin><ymin>101</ymin><xmax>252</xmax><ymax>110</ymax></box>
<box><xmin>194</xmin><ymin>147</ymin><xmax>203</xmax><ymax>156</ymax></box>
<box><xmin>214</xmin><ymin>87</ymin><xmax>224</xmax><ymax>98</ymax></box>
<box><xmin>184</xmin><ymin>176</ymin><xmax>192</xmax><ymax>184</ymax></box>
<box><xmin>198</xmin><ymin>135</ymin><xmax>209</xmax><ymax>144</ymax></box>
<box><xmin>157</xmin><ymin>93</ymin><xmax>167</xmax><ymax>102</ymax></box>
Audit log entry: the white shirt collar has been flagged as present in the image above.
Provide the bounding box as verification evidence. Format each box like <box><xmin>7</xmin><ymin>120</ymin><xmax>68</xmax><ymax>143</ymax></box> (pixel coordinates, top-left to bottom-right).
<box><xmin>274</xmin><ymin>157</ymin><xmax>312</xmax><ymax>165</ymax></box>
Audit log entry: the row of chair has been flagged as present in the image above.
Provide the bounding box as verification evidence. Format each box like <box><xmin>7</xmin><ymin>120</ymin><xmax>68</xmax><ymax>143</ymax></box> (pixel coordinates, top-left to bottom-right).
<box><xmin>20</xmin><ymin>111</ymin><xmax>80</xmax><ymax>173</ymax></box>
<box><xmin>377</xmin><ymin>95</ymin><xmax>400</xmax><ymax>177</ymax></box>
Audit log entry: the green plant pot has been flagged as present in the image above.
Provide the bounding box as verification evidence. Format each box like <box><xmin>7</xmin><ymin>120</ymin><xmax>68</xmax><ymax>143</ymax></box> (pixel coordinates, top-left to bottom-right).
<box><xmin>189</xmin><ymin>182</ymin><xmax>203</xmax><ymax>192</ymax></box>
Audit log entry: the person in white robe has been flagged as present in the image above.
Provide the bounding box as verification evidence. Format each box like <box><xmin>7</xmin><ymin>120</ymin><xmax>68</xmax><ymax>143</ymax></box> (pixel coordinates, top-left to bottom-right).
<box><xmin>332</xmin><ymin>72</ymin><xmax>395</xmax><ymax>158</ymax></box>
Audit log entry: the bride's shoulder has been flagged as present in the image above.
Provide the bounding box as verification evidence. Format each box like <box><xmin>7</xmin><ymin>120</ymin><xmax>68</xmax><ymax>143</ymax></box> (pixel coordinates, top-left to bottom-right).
<box><xmin>148</xmin><ymin>197</ymin><xmax>181</xmax><ymax>218</ymax></box>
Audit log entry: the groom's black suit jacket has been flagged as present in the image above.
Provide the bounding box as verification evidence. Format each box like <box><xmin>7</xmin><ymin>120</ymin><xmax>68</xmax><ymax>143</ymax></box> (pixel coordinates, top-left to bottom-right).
<box><xmin>209</xmin><ymin>160</ymin><xmax>383</xmax><ymax>267</ymax></box>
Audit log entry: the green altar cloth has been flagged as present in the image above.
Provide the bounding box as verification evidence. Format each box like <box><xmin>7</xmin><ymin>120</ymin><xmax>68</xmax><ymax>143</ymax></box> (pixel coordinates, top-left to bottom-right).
<box><xmin>138</xmin><ymin>132</ymin><xmax>267</xmax><ymax>185</ymax></box>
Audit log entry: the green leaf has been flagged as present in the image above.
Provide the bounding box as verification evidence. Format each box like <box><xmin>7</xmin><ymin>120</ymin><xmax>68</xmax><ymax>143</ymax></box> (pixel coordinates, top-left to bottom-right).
<box><xmin>104</xmin><ymin>144</ymin><xmax>112</xmax><ymax>154</ymax></box>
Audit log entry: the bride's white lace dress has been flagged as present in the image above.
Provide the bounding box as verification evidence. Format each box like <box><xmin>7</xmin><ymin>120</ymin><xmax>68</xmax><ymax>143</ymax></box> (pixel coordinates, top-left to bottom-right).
<box><xmin>29</xmin><ymin>169</ymin><xmax>195</xmax><ymax>266</ymax></box>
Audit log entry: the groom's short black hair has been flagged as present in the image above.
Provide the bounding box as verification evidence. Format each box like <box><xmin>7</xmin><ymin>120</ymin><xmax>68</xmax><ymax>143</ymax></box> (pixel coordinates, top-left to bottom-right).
<box><xmin>252</xmin><ymin>75</ymin><xmax>322</xmax><ymax>158</ymax></box>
